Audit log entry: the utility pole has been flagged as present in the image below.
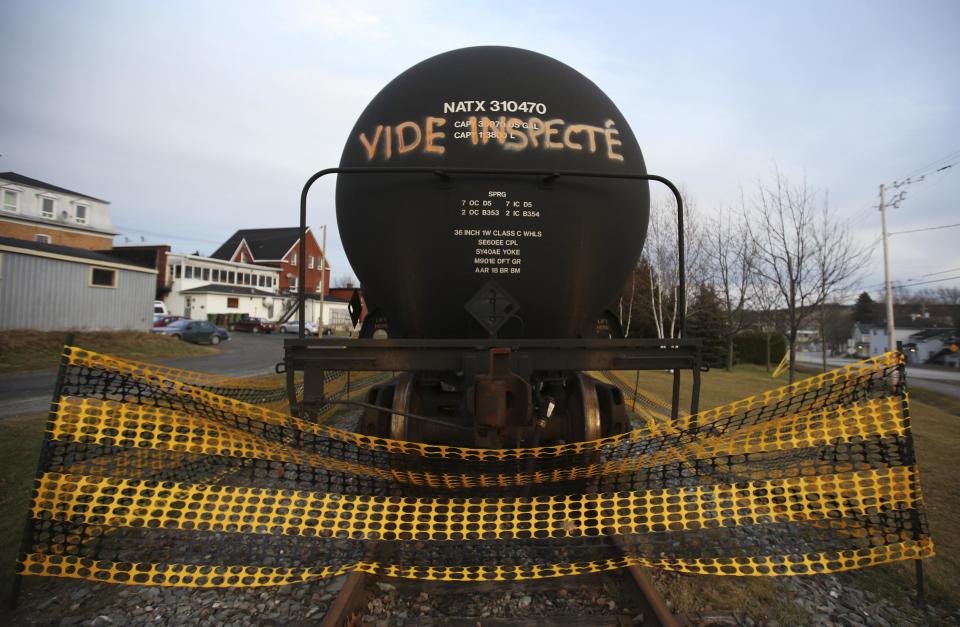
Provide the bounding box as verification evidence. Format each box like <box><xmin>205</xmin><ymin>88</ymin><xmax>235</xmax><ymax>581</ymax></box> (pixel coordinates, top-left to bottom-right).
<box><xmin>318</xmin><ymin>224</ymin><xmax>327</xmax><ymax>336</ymax></box>
<box><xmin>879</xmin><ymin>184</ymin><xmax>896</xmax><ymax>353</ymax></box>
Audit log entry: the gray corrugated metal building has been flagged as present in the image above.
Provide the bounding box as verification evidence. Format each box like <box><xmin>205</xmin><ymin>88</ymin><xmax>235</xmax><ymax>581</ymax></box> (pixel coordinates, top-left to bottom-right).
<box><xmin>0</xmin><ymin>237</ymin><xmax>156</xmax><ymax>330</ymax></box>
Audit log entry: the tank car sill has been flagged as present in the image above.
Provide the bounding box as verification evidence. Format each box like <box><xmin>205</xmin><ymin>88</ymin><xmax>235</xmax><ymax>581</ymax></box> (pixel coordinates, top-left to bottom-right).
<box><xmin>283</xmin><ymin>337</ymin><xmax>704</xmax><ymax>423</ymax></box>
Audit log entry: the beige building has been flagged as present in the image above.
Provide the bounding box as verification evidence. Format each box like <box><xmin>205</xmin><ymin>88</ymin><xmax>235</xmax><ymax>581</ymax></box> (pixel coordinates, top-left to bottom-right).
<box><xmin>0</xmin><ymin>172</ymin><xmax>116</xmax><ymax>250</ymax></box>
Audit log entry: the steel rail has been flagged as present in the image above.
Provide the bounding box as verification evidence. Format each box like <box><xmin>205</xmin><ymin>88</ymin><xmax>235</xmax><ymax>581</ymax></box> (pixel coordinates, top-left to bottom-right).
<box><xmin>317</xmin><ymin>556</ymin><xmax>684</xmax><ymax>626</ymax></box>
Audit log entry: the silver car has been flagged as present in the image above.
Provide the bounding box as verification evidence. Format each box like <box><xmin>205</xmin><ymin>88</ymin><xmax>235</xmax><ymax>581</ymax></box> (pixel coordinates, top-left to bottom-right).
<box><xmin>277</xmin><ymin>320</ymin><xmax>319</xmax><ymax>334</ymax></box>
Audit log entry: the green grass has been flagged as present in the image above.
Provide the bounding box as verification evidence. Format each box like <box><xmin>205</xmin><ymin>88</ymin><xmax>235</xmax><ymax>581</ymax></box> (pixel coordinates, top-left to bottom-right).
<box><xmin>0</xmin><ymin>412</ymin><xmax>47</xmax><ymax>606</ymax></box>
<box><xmin>625</xmin><ymin>363</ymin><xmax>960</xmax><ymax>621</ymax></box>
<box><xmin>0</xmin><ymin>330</ymin><xmax>218</xmax><ymax>373</ymax></box>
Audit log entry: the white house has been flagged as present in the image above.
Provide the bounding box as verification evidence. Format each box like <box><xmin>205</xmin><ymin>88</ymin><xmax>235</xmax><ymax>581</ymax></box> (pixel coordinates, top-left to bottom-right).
<box><xmin>300</xmin><ymin>295</ymin><xmax>353</xmax><ymax>332</ymax></box>
<box><xmin>901</xmin><ymin>329</ymin><xmax>952</xmax><ymax>365</ymax></box>
<box><xmin>854</xmin><ymin>324</ymin><xmax>954</xmax><ymax>364</ymax></box>
<box><xmin>0</xmin><ymin>172</ymin><xmax>116</xmax><ymax>250</ymax></box>
<box><xmin>163</xmin><ymin>252</ymin><xmax>282</xmax><ymax>321</ymax></box>
<box><xmin>862</xmin><ymin>326</ymin><xmax>917</xmax><ymax>357</ymax></box>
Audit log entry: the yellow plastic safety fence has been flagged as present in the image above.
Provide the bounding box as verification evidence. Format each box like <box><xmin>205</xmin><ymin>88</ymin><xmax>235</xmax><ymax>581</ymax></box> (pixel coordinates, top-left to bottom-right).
<box><xmin>16</xmin><ymin>346</ymin><xmax>932</xmax><ymax>590</ymax></box>
<box><xmin>30</xmin><ymin>465</ymin><xmax>921</xmax><ymax>540</ymax></box>
<box><xmin>591</xmin><ymin>371</ymin><xmax>678</xmax><ymax>436</ymax></box>
<box><xmin>45</xmin><ymin>392</ymin><xmax>912</xmax><ymax>489</ymax></box>
<box><xmin>56</xmin><ymin>346</ymin><xmax>904</xmax><ymax>460</ymax></box>
<box><xmin>19</xmin><ymin>537</ymin><xmax>934</xmax><ymax>586</ymax></box>
<box><xmin>772</xmin><ymin>352</ymin><xmax>791</xmax><ymax>378</ymax></box>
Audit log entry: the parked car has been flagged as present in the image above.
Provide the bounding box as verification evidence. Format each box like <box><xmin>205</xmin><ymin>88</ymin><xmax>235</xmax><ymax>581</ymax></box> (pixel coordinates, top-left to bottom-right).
<box><xmin>151</xmin><ymin>319</ymin><xmax>229</xmax><ymax>345</ymax></box>
<box><xmin>153</xmin><ymin>300</ymin><xmax>168</xmax><ymax>323</ymax></box>
<box><xmin>278</xmin><ymin>320</ymin><xmax>319</xmax><ymax>334</ymax></box>
<box><xmin>153</xmin><ymin>315</ymin><xmax>187</xmax><ymax>328</ymax></box>
<box><xmin>230</xmin><ymin>317</ymin><xmax>275</xmax><ymax>333</ymax></box>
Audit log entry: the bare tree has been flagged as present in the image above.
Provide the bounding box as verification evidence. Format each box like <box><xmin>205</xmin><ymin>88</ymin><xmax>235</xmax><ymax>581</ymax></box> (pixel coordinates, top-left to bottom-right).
<box><xmin>937</xmin><ymin>287</ymin><xmax>960</xmax><ymax>305</ymax></box>
<box><xmin>705</xmin><ymin>204</ymin><xmax>754</xmax><ymax>370</ymax></box>
<box><xmin>812</xmin><ymin>200</ymin><xmax>872</xmax><ymax>370</ymax></box>
<box><xmin>332</xmin><ymin>274</ymin><xmax>357</xmax><ymax>289</ymax></box>
<box><xmin>747</xmin><ymin>167</ymin><xmax>868</xmax><ymax>382</ymax></box>
<box><xmin>643</xmin><ymin>189</ymin><xmax>705</xmax><ymax>339</ymax></box>
<box><xmin>618</xmin><ymin>264</ymin><xmax>639</xmax><ymax>336</ymax></box>
<box><xmin>752</xmin><ymin>281</ymin><xmax>785</xmax><ymax>372</ymax></box>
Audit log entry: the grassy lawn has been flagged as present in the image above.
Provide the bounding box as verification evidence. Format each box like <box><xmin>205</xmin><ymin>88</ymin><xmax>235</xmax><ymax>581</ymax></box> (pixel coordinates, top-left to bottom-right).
<box><xmin>0</xmin><ymin>330</ymin><xmax>218</xmax><ymax>373</ymax></box>
<box><xmin>0</xmin><ymin>412</ymin><xmax>47</xmax><ymax>606</ymax></box>
<box><xmin>621</xmin><ymin>363</ymin><xmax>960</xmax><ymax>621</ymax></box>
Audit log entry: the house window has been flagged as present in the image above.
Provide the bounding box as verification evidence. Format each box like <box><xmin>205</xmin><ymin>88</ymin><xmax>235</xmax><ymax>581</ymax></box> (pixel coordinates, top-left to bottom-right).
<box><xmin>290</xmin><ymin>278</ymin><xmax>298</xmax><ymax>291</ymax></box>
<box><xmin>227</xmin><ymin>297</ymin><xmax>239</xmax><ymax>308</ymax></box>
<box><xmin>174</xmin><ymin>264</ymin><xmax>182</xmax><ymax>279</ymax></box>
<box><xmin>290</xmin><ymin>253</ymin><xmax>297</xmax><ymax>266</ymax></box>
<box><xmin>308</xmin><ymin>256</ymin><xmax>314</xmax><ymax>269</ymax></box>
<box><xmin>240</xmin><ymin>252</ymin><xmax>247</xmax><ymax>263</ymax></box>
<box><xmin>245</xmin><ymin>273</ymin><xmax>252</xmax><ymax>285</ymax></box>
<box><xmin>40</xmin><ymin>197</ymin><xmax>55</xmax><ymax>218</ymax></box>
<box><xmin>90</xmin><ymin>267</ymin><xmax>117</xmax><ymax>288</ymax></box>
<box><xmin>211</xmin><ymin>269</ymin><xmax>219</xmax><ymax>282</ymax></box>
<box><xmin>185</xmin><ymin>265</ymin><xmax>194</xmax><ymax>279</ymax></box>
<box><xmin>35</xmin><ymin>234</ymin><xmax>51</xmax><ymax>244</ymax></box>
<box><xmin>2</xmin><ymin>189</ymin><xmax>18</xmax><ymax>212</ymax></box>
<box><xmin>228</xmin><ymin>271</ymin><xmax>235</xmax><ymax>284</ymax></box>
<box><xmin>202</xmin><ymin>268</ymin><xmax>210</xmax><ymax>281</ymax></box>
<box><xmin>75</xmin><ymin>204</ymin><xmax>88</xmax><ymax>224</ymax></box>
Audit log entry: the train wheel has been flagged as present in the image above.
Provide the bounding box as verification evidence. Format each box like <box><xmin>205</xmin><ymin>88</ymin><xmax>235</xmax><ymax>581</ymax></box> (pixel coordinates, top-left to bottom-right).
<box><xmin>575</xmin><ymin>373</ymin><xmax>602</xmax><ymax>442</ymax></box>
<box><xmin>391</xmin><ymin>373</ymin><xmax>416</xmax><ymax>441</ymax></box>
<box><xmin>360</xmin><ymin>382</ymin><xmax>395</xmax><ymax>438</ymax></box>
<box><xmin>566</xmin><ymin>373</ymin><xmax>629</xmax><ymax>442</ymax></box>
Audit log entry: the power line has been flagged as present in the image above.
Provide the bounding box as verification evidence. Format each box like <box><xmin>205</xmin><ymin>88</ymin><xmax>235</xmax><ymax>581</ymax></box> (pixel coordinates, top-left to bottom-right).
<box><xmin>898</xmin><ymin>148</ymin><xmax>960</xmax><ymax>182</ymax></box>
<box><xmin>898</xmin><ymin>166</ymin><xmax>956</xmax><ymax>204</ymax></box>
<box><xmin>889</xmin><ymin>222</ymin><xmax>960</xmax><ymax>236</ymax></box>
<box><xmin>113</xmin><ymin>224</ymin><xmax>225</xmax><ymax>246</ymax></box>
<box><xmin>849</xmin><ymin>202</ymin><xmax>879</xmax><ymax>223</ymax></box>
<box><xmin>896</xmin><ymin>275</ymin><xmax>960</xmax><ymax>289</ymax></box>
<box><xmin>864</xmin><ymin>272</ymin><xmax>960</xmax><ymax>291</ymax></box>
<box><xmin>862</xmin><ymin>264</ymin><xmax>960</xmax><ymax>291</ymax></box>
<box><xmin>922</xmin><ymin>267</ymin><xmax>960</xmax><ymax>277</ymax></box>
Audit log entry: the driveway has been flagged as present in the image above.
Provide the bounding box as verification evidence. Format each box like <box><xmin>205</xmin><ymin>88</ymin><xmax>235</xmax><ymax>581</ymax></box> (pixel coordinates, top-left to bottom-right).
<box><xmin>796</xmin><ymin>351</ymin><xmax>960</xmax><ymax>399</ymax></box>
<box><xmin>0</xmin><ymin>331</ymin><xmax>293</xmax><ymax>420</ymax></box>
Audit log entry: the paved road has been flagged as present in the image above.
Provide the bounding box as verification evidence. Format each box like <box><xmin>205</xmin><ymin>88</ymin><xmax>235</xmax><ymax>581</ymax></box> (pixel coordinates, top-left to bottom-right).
<box><xmin>0</xmin><ymin>332</ymin><xmax>293</xmax><ymax>420</ymax></box>
<box><xmin>796</xmin><ymin>351</ymin><xmax>960</xmax><ymax>399</ymax></box>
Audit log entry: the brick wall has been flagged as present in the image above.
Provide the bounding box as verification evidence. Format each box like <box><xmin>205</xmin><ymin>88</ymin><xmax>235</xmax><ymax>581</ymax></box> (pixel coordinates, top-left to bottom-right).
<box><xmin>0</xmin><ymin>220</ymin><xmax>113</xmax><ymax>250</ymax></box>
<box><xmin>279</xmin><ymin>233</ymin><xmax>329</xmax><ymax>294</ymax></box>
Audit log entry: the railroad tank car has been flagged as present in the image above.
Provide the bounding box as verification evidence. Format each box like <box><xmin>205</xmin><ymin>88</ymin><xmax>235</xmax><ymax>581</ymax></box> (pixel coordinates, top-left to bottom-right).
<box><xmin>336</xmin><ymin>46</ymin><xmax>650</xmax><ymax>340</ymax></box>
<box><xmin>285</xmin><ymin>47</ymin><xmax>701</xmax><ymax>449</ymax></box>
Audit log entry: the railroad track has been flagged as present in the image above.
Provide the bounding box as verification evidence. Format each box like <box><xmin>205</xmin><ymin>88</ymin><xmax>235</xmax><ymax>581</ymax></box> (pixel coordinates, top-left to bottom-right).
<box><xmin>310</xmin><ymin>506</ymin><xmax>750</xmax><ymax>627</ymax></box>
<box><xmin>318</xmin><ymin>561</ymin><xmax>691</xmax><ymax>627</ymax></box>
<box><xmin>313</xmin><ymin>384</ymin><xmax>725</xmax><ymax>626</ymax></box>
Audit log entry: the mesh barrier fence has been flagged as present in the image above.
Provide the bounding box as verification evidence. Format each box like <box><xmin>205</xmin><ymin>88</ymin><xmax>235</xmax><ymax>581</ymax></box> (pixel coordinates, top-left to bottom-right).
<box><xmin>16</xmin><ymin>346</ymin><xmax>933</xmax><ymax>588</ymax></box>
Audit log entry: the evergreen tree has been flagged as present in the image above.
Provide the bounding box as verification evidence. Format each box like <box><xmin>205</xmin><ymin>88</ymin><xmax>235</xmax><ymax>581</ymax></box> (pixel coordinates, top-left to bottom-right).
<box><xmin>853</xmin><ymin>292</ymin><xmax>876</xmax><ymax>324</ymax></box>
<box><xmin>686</xmin><ymin>284</ymin><xmax>727</xmax><ymax>368</ymax></box>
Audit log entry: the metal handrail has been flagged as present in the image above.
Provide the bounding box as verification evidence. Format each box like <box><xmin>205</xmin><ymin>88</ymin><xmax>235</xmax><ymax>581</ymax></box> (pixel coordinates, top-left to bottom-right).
<box><xmin>297</xmin><ymin>167</ymin><xmax>686</xmax><ymax>340</ymax></box>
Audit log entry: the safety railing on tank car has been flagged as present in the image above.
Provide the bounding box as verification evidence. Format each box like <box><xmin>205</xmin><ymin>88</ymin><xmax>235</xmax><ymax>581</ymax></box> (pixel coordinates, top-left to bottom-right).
<box><xmin>295</xmin><ymin>166</ymin><xmax>688</xmax><ymax>340</ymax></box>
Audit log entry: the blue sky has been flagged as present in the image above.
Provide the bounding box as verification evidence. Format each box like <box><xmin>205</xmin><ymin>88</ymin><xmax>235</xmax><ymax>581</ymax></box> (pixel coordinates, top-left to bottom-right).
<box><xmin>1</xmin><ymin>0</ymin><xmax>958</xmax><ymax>296</ymax></box>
